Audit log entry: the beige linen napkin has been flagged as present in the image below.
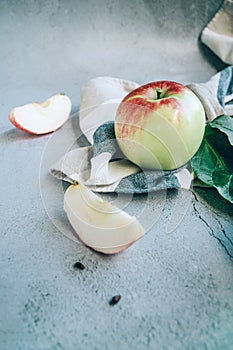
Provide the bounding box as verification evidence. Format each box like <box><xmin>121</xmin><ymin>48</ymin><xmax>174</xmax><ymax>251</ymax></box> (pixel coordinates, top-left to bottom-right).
<box><xmin>201</xmin><ymin>0</ymin><xmax>233</xmax><ymax>64</ymax></box>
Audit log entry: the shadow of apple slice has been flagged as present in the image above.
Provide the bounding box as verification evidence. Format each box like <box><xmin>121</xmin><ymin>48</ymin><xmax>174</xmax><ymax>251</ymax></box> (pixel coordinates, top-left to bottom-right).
<box><xmin>64</xmin><ymin>182</ymin><xmax>145</xmax><ymax>254</ymax></box>
<box><xmin>8</xmin><ymin>94</ymin><xmax>71</xmax><ymax>134</ymax></box>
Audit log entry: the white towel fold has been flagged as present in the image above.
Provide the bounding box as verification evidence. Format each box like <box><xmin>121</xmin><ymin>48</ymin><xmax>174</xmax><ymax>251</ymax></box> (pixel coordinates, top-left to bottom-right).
<box><xmin>201</xmin><ymin>0</ymin><xmax>233</xmax><ymax>65</ymax></box>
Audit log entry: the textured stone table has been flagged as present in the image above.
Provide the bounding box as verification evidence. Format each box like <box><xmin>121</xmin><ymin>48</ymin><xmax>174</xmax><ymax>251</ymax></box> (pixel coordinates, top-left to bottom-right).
<box><xmin>0</xmin><ymin>1</ymin><xmax>232</xmax><ymax>349</ymax></box>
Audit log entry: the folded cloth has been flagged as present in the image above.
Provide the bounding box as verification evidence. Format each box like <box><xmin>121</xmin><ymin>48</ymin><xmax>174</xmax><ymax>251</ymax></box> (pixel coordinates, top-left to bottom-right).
<box><xmin>187</xmin><ymin>66</ymin><xmax>233</xmax><ymax>120</ymax></box>
<box><xmin>50</xmin><ymin>66</ymin><xmax>233</xmax><ymax>193</ymax></box>
<box><xmin>201</xmin><ymin>0</ymin><xmax>233</xmax><ymax>65</ymax></box>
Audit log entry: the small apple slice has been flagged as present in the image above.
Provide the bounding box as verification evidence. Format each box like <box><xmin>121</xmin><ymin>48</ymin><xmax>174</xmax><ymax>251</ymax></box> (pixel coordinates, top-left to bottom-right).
<box><xmin>9</xmin><ymin>94</ymin><xmax>71</xmax><ymax>134</ymax></box>
<box><xmin>64</xmin><ymin>182</ymin><xmax>145</xmax><ymax>254</ymax></box>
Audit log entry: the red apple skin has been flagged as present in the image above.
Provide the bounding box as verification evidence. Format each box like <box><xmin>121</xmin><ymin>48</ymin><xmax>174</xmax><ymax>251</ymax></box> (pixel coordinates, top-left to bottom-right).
<box><xmin>8</xmin><ymin>110</ymin><xmax>44</xmax><ymax>134</ymax></box>
<box><xmin>8</xmin><ymin>94</ymin><xmax>71</xmax><ymax>135</ymax></box>
<box><xmin>114</xmin><ymin>81</ymin><xmax>206</xmax><ymax>170</ymax></box>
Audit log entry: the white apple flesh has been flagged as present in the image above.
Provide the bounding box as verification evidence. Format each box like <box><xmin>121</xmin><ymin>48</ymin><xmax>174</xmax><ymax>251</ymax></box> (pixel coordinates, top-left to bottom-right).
<box><xmin>114</xmin><ymin>81</ymin><xmax>206</xmax><ymax>170</ymax></box>
<box><xmin>9</xmin><ymin>94</ymin><xmax>71</xmax><ymax>134</ymax></box>
<box><xmin>64</xmin><ymin>182</ymin><xmax>145</xmax><ymax>254</ymax></box>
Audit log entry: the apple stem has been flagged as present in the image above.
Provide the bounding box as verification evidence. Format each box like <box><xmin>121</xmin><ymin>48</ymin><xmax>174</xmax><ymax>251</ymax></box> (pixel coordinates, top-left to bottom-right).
<box><xmin>155</xmin><ymin>88</ymin><xmax>163</xmax><ymax>99</ymax></box>
<box><xmin>72</xmin><ymin>180</ymin><xmax>79</xmax><ymax>185</ymax></box>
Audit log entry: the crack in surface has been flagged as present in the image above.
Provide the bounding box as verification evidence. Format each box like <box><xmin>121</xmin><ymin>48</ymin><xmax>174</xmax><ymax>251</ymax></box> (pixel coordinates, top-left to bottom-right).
<box><xmin>192</xmin><ymin>192</ymin><xmax>233</xmax><ymax>259</ymax></box>
<box><xmin>215</xmin><ymin>217</ymin><xmax>233</xmax><ymax>247</ymax></box>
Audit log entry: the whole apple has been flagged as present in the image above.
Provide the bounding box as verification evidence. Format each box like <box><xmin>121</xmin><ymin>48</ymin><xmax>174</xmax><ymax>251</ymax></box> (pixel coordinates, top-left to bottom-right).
<box><xmin>114</xmin><ymin>81</ymin><xmax>206</xmax><ymax>170</ymax></box>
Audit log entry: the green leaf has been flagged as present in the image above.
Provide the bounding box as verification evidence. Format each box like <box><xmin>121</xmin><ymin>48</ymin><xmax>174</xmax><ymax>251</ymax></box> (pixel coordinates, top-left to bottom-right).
<box><xmin>191</xmin><ymin>115</ymin><xmax>233</xmax><ymax>203</ymax></box>
<box><xmin>209</xmin><ymin>114</ymin><xmax>233</xmax><ymax>145</ymax></box>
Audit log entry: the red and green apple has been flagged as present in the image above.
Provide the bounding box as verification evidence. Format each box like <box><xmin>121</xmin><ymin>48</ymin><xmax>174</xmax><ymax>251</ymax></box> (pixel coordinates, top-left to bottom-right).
<box><xmin>114</xmin><ymin>81</ymin><xmax>206</xmax><ymax>170</ymax></box>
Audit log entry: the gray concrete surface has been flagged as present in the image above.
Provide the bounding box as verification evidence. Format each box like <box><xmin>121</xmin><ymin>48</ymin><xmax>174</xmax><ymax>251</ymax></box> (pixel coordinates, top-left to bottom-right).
<box><xmin>0</xmin><ymin>1</ymin><xmax>233</xmax><ymax>349</ymax></box>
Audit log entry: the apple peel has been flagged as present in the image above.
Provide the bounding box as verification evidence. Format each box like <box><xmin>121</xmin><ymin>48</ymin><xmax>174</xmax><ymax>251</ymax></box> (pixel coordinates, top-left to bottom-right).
<box><xmin>9</xmin><ymin>94</ymin><xmax>71</xmax><ymax>134</ymax></box>
<box><xmin>64</xmin><ymin>182</ymin><xmax>145</xmax><ymax>254</ymax></box>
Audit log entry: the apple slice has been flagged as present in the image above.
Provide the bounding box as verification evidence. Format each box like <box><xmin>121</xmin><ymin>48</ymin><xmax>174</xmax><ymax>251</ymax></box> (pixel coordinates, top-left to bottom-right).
<box><xmin>9</xmin><ymin>94</ymin><xmax>71</xmax><ymax>134</ymax></box>
<box><xmin>64</xmin><ymin>182</ymin><xmax>145</xmax><ymax>254</ymax></box>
